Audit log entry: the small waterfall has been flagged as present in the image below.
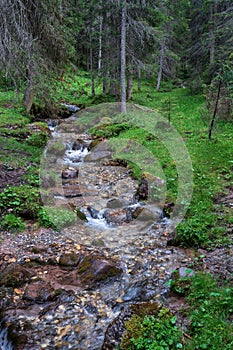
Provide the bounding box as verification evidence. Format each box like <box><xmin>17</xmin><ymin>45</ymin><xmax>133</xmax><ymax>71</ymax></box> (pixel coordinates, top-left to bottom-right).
<box><xmin>0</xmin><ymin>325</ymin><xmax>13</xmax><ymax>350</ymax></box>
<box><xmin>61</xmin><ymin>103</ymin><xmax>80</xmax><ymax>113</ymax></box>
<box><xmin>85</xmin><ymin>207</ymin><xmax>109</xmax><ymax>229</ymax></box>
<box><xmin>63</xmin><ymin>145</ymin><xmax>89</xmax><ymax>165</ymax></box>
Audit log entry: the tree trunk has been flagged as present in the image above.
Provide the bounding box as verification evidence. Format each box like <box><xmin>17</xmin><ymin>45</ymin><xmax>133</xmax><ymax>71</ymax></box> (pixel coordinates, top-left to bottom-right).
<box><xmin>98</xmin><ymin>16</ymin><xmax>103</xmax><ymax>75</ymax></box>
<box><xmin>156</xmin><ymin>39</ymin><xmax>165</xmax><ymax>91</ymax></box>
<box><xmin>209</xmin><ymin>1</ymin><xmax>217</xmax><ymax>66</ymax></box>
<box><xmin>208</xmin><ymin>78</ymin><xmax>222</xmax><ymax>140</ymax></box>
<box><xmin>23</xmin><ymin>72</ymin><xmax>34</xmax><ymax>113</ymax></box>
<box><xmin>127</xmin><ymin>70</ymin><xmax>133</xmax><ymax>100</ymax></box>
<box><xmin>137</xmin><ymin>66</ymin><xmax>141</xmax><ymax>91</ymax></box>
<box><xmin>90</xmin><ymin>29</ymin><xmax>95</xmax><ymax>97</ymax></box>
<box><xmin>120</xmin><ymin>0</ymin><xmax>127</xmax><ymax>113</ymax></box>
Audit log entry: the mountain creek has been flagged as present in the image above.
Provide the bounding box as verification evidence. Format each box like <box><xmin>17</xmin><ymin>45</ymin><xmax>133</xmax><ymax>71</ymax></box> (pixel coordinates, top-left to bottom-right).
<box><xmin>0</xmin><ymin>113</ymin><xmax>233</xmax><ymax>350</ymax></box>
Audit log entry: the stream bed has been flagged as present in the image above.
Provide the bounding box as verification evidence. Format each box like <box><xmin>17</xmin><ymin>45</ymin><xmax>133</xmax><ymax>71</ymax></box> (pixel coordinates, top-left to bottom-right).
<box><xmin>0</xmin><ymin>113</ymin><xmax>195</xmax><ymax>349</ymax></box>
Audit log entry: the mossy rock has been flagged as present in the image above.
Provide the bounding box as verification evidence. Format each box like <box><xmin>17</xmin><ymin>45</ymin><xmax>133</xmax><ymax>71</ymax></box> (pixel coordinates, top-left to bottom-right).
<box><xmin>77</xmin><ymin>254</ymin><xmax>122</xmax><ymax>286</ymax></box>
<box><xmin>59</xmin><ymin>253</ymin><xmax>81</xmax><ymax>267</ymax></box>
<box><xmin>7</xmin><ymin>321</ymin><xmax>28</xmax><ymax>348</ymax></box>
<box><xmin>88</xmin><ymin>139</ymin><xmax>101</xmax><ymax>150</ymax></box>
<box><xmin>170</xmin><ymin>267</ymin><xmax>195</xmax><ymax>296</ymax></box>
<box><xmin>76</xmin><ymin>208</ymin><xmax>87</xmax><ymax>221</ymax></box>
<box><xmin>130</xmin><ymin>301</ymin><xmax>160</xmax><ymax>317</ymax></box>
<box><xmin>0</xmin><ymin>264</ymin><xmax>32</xmax><ymax>288</ymax></box>
<box><xmin>46</xmin><ymin>141</ymin><xmax>65</xmax><ymax>156</ymax></box>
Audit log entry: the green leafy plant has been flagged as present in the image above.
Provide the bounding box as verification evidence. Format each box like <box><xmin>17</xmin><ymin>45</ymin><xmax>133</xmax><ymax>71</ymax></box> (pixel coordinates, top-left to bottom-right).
<box><xmin>120</xmin><ymin>307</ymin><xmax>183</xmax><ymax>350</ymax></box>
<box><xmin>0</xmin><ymin>213</ymin><xmax>25</xmax><ymax>232</ymax></box>
<box><xmin>26</xmin><ymin>131</ymin><xmax>49</xmax><ymax>148</ymax></box>
<box><xmin>184</xmin><ymin>273</ymin><xmax>233</xmax><ymax>350</ymax></box>
<box><xmin>0</xmin><ymin>185</ymin><xmax>41</xmax><ymax>219</ymax></box>
<box><xmin>38</xmin><ymin>207</ymin><xmax>77</xmax><ymax>230</ymax></box>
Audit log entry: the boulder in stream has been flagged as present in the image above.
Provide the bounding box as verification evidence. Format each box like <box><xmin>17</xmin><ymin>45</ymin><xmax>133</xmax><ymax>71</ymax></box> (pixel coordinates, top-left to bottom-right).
<box><xmin>77</xmin><ymin>254</ymin><xmax>123</xmax><ymax>287</ymax></box>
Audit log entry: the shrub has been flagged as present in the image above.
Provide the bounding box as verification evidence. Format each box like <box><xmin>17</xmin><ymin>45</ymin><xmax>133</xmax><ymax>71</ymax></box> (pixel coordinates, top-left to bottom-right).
<box><xmin>0</xmin><ymin>185</ymin><xmax>41</xmax><ymax>219</ymax></box>
<box><xmin>26</xmin><ymin>131</ymin><xmax>49</xmax><ymax>148</ymax></box>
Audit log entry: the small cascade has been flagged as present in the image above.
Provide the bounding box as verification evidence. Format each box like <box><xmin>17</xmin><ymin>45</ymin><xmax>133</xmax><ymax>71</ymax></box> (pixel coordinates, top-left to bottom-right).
<box><xmin>85</xmin><ymin>207</ymin><xmax>109</xmax><ymax>229</ymax></box>
<box><xmin>0</xmin><ymin>326</ymin><xmax>13</xmax><ymax>350</ymax></box>
<box><xmin>61</xmin><ymin>103</ymin><xmax>80</xmax><ymax>113</ymax></box>
<box><xmin>63</xmin><ymin>144</ymin><xmax>89</xmax><ymax>165</ymax></box>
<box><xmin>47</xmin><ymin>119</ymin><xmax>59</xmax><ymax>132</ymax></box>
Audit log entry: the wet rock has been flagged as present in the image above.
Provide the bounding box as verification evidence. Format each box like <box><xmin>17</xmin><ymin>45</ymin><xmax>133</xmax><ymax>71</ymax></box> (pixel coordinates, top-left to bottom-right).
<box><xmin>63</xmin><ymin>183</ymin><xmax>81</xmax><ymax>198</ymax></box>
<box><xmin>72</xmin><ymin>140</ymin><xmax>85</xmax><ymax>151</ymax></box>
<box><xmin>88</xmin><ymin>138</ymin><xmax>101</xmax><ymax>150</ymax></box>
<box><xmin>76</xmin><ymin>209</ymin><xmax>87</xmax><ymax>221</ymax></box>
<box><xmin>77</xmin><ymin>254</ymin><xmax>123</xmax><ymax>286</ymax></box>
<box><xmin>91</xmin><ymin>238</ymin><xmax>106</xmax><ymax>247</ymax></box>
<box><xmin>7</xmin><ymin>321</ymin><xmax>28</xmax><ymax>349</ymax></box>
<box><xmin>134</xmin><ymin>177</ymin><xmax>148</xmax><ymax>201</ymax></box>
<box><xmin>23</xmin><ymin>281</ymin><xmax>56</xmax><ymax>303</ymax></box>
<box><xmin>137</xmin><ymin>207</ymin><xmax>162</xmax><ymax>222</ymax></box>
<box><xmin>87</xmin><ymin>206</ymin><xmax>99</xmax><ymax>219</ymax></box>
<box><xmin>84</xmin><ymin>141</ymin><xmax>112</xmax><ymax>162</ymax></box>
<box><xmin>59</xmin><ymin>253</ymin><xmax>80</xmax><ymax>267</ymax></box>
<box><xmin>103</xmin><ymin>208</ymin><xmax>129</xmax><ymax>225</ymax></box>
<box><xmin>128</xmin><ymin>205</ymin><xmax>143</xmax><ymax>219</ymax></box>
<box><xmin>0</xmin><ymin>264</ymin><xmax>32</xmax><ymax>288</ymax></box>
<box><xmin>61</xmin><ymin>167</ymin><xmax>78</xmax><ymax>179</ymax></box>
<box><xmin>103</xmin><ymin>159</ymin><xmax>128</xmax><ymax>167</ymax></box>
<box><xmin>107</xmin><ymin>198</ymin><xmax>126</xmax><ymax>209</ymax></box>
<box><xmin>84</xmin><ymin>150</ymin><xmax>112</xmax><ymax>162</ymax></box>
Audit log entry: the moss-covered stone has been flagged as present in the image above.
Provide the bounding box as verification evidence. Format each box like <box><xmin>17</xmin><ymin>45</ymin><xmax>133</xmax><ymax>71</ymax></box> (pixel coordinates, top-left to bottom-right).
<box><xmin>59</xmin><ymin>253</ymin><xmax>81</xmax><ymax>267</ymax></box>
<box><xmin>0</xmin><ymin>264</ymin><xmax>32</xmax><ymax>288</ymax></box>
<box><xmin>76</xmin><ymin>208</ymin><xmax>87</xmax><ymax>221</ymax></box>
<box><xmin>77</xmin><ymin>254</ymin><xmax>122</xmax><ymax>286</ymax></box>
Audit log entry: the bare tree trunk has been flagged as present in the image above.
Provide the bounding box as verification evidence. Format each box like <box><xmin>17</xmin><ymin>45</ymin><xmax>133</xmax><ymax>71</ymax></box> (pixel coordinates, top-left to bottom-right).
<box><xmin>137</xmin><ymin>66</ymin><xmax>141</xmax><ymax>91</ymax></box>
<box><xmin>98</xmin><ymin>16</ymin><xmax>103</xmax><ymax>75</ymax></box>
<box><xmin>208</xmin><ymin>78</ymin><xmax>222</xmax><ymax>140</ymax></box>
<box><xmin>120</xmin><ymin>0</ymin><xmax>127</xmax><ymax>113</ymax></box>
<box><xmin>209</xmin><ymin>1</ymin><xmax>217</xmax><ymax>66</ymax></box>
<box><xmin>23</xmin><ymin>71</ymin><xmax>34</xmax><ymax>113</ymax></box>
<box><xmin>90</xmin><ymin>46</ymin><xmax>95</xmax><ymax>97</ymax></box>
<box><xmin>90</xmin><ymin>29</ymin><xmax>95</xmax><ymax>97</ymax></box>
<box><xmin>156</xmin><ymin>39</ymin><xmax>165</xmax><ymax>91</ymax></box>
<box><xmin>127</xmin><ymin>70</ymin><xmax>133</xmax><ymax>100</ymax></box>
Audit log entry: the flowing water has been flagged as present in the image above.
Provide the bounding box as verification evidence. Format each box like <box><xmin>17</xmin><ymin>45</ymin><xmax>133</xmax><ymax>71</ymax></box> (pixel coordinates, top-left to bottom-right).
<box><xmin>0</xmin><ymin>326</ymin><xmax>13</xmax><ymax>350</ymax></box>
<box><xmin>40</xmin><ymin>116</ymin><xmax>190</xmax><ymax>348</ymax></box>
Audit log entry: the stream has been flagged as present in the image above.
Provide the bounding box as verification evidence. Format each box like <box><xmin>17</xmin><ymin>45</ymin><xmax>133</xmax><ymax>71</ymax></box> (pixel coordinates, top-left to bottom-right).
<box><xmin>1</xmin><ymin>110</ymin><xmax>194</xmax><ymax>350</ymax></box>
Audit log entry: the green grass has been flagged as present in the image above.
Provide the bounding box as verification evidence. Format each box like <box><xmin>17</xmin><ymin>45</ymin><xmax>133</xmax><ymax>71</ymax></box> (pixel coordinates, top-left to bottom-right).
<box><xmin>184</xmin><ymin>273</ymin><xmax>233</xmax><ymax>350</ymax></box>
<box><xmin>131</xmin><ymin>83</ymin><xmax>233</xmax><ymax>247</ymax></box>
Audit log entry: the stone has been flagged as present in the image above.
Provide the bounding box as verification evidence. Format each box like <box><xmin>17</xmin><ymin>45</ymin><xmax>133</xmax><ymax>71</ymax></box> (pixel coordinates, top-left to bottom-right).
<box><xmin>134</xmin><ymin>177</ymin><xmax>148</xmax><ymax>201</ymax></box>
<box><xmin>23</xmin><ymin>281</ymin><xmax>56</xmax><ymax>303</ymax></box>
<box><xmin>103</xmin><ymin>208</ymin><xmax>128</xmax><ymax>225</ymax></box>
<box><xmin>61</xmin><ymin>167</ymin><xmax>78</xmax><ymax>179</ymax></box>
<box><xmin>107</xmin><ymin>198</ymin><xmax>126</xmax><ymax>209</ymax></box>
<box><xmin>0</xmin><ymin>264</ymin><xmax>32</xmax><ymax>288</ymax></box>
<box><xmin>87</xmin><ymin>206</ymin><xmax>99</xmax><ymax>219</ymax></box>
<box><xmin>76</xmin><ymin>209</ymin><xmax>87</xmax><ymax>221</ymax></box>
<box><xmin>77</xmin><ymin>254</ymin><xmax>123</xmax><ymax>286</ymax></box>
<box><xmin>135</xmin><ymin>208</ymin><xmax>157</xmax><ymax>222</ymax></box>
<box><xmin>59</xmin><ymin>253</ymin><xmax>81</xmax><ymax>267</ymax></box>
